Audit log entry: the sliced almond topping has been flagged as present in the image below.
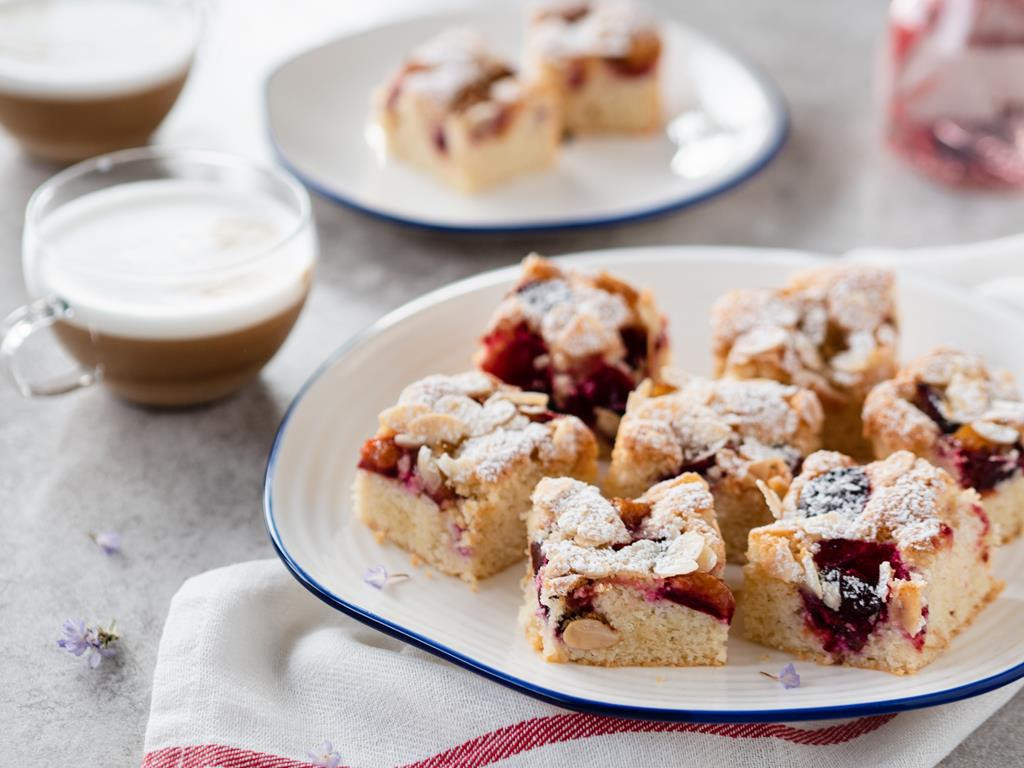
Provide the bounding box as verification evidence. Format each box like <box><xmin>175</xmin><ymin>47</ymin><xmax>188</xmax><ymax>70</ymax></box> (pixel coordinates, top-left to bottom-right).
<box><xmin>696</xmin><ymin>542</ymin><xmax>718</xmax><ymax>572</ymax></box>
<box><xmin>550</xmin><ymin>417</ymin><xmax>582</xmax><ymax>459</ymax></box>
<box><xmin>379</xmin><ymin>403</ymin><xmax>430</xmax><ymax>432</ymax></box>
<box><xmin>417</xmin><ymin>446</ymin><xmax>442</xmax><ymax>494</ymax></box>
<box><xmin>653</xmin><ymin>530</ymin><xmax>703</xmax><ymax>577</ymax></box>
<box><xmin>894</xmin><ymin>582</ymin><xmax>926</xmax><ymax>636</ymax></box>
<box><xmin>802</xmin><ymin>551</ymin><xmax>823</xmax><ymax>598</ymax></box>
<box><xmin>405</xmin><ymin>413</ymin><xmax>468</xmax><ymax>445</ymax></box>
<box><xmin>501</xmin><ymin>390</ymin><xmax>549</xmax><ymax>407</ymax></box>
<box><xmin>756</xmin><ymin>479</ymin><xmax>785</xmax><ymax>520</ymax></box>
<box><xmin>876</xmin><ymin>561</ymin><xmax>892</xmax><ymax>602</ymax></box>
<box><xmin>970</xmin><ymin>420</ymin><xmax>1019</xmax><ymax>445</ymax></box>
<box><xmin>393</xmin><ymin>433</ymin><xmax>424</xmax><ymax>449</ymax></box>
<box><xmin>561</xmin><ymin>618</ymin><xmax>619</xmax><ymax>650</ymax></box>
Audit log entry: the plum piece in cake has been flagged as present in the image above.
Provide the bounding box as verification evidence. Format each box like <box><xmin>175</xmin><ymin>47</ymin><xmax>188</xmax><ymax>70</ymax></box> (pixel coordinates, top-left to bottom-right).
<box><xmin>607</xmin><ymin>374</ymin><xmax>824</xmax><ymax>562</ymax></box>
<box><xmin>711</xmin><ymin>264</ymin><xmax>898</xmax><ymax>460</ymax></box>
<box><xmin>739</xmin><ymin>450</ymin><xmax>999</xmax><ymax>674</ymax></box>
<box><xmin>374</xmin><ymin>28</ymin><xmax>560</xmax><ymax>193</ymax></box>
<box><xmin>525</xmin><ymin>0</ymin><xmax>662</xmax><ymax>134</ymax></box>
<box><xmin>476</xmin><ymin>253</ymin><xmax>667</xmax><ymax>443</ymax></box>
<box><xmin>354</xmin><ymin>371</ymin><xmax>597</xmax><ymax>583</ymax></box>
<box><xmin>864</xmin><ymin>347</ymin><xmax>1024</xmax><ymax>542</ymax></box>
<box><xmin>521</xmin><ymin>473</ymin><xmax>734</xmax><ymax>666</ymax></box>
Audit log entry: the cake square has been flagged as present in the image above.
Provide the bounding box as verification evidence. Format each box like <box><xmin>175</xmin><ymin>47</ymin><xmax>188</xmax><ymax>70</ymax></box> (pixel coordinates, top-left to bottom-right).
<box><xmin>739</xmin><ymin>450</ymin><xmax>999</xmax><ymax>674</ymax></box>
<box><xmin>354</xmin><ymin>371</ymin><xmax>597</xmax><ymax>583</ymax></box>
<box><xmin>607</xmin><ymin>374</ymin><xmax>824</xmax><ymax>562</ymax></box>
<box><xmin>864</xmin><ymin>347</ymin><xmax>1024</xmax><ymax>542</ymax></box>
<box><xmin>374</xmin><ymin>28</ymin><xmax>560</xmax><ymax>193</ymax></box>
<box><xmin>522</xmin><ymin>473</ymin><xmax>734</xmax><ymax>666</ymax></box>
<box><xmin>476</xmin><ymin>253</ymin><xmax>668</xmax><ymax>443</ymax></box>
<box><xmin>711</xmin><ymin>264</ymin><xmax>898</xmax><ymax>460</ymax></box>
<box><xmin>524</xmin><ymin>0</ymin><xmax>662</xmax><ymax>134</ymax></box>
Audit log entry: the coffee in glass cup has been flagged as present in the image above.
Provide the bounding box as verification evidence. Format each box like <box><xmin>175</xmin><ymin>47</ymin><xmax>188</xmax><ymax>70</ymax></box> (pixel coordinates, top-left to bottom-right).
<box><xmin>3</xmin><ymin>147</ymin><xmax>316</xmax><ymax>407</ymax></box>
<box><xmin>0</xmin><ymin>0</ymin><xmax>202</xmax><ymax>162</ymax></box>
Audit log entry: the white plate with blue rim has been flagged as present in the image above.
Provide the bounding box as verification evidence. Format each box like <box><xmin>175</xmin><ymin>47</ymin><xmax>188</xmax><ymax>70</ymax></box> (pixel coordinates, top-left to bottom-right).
<box><xmin>264</xmin><ymin>246</ymin><xmax>1024</xmax><ymax>721</ymax></box>
<box><xmin>264</xmin><ymin>3</ymin><xmax>788</xmax><ymax>232</ymax></box>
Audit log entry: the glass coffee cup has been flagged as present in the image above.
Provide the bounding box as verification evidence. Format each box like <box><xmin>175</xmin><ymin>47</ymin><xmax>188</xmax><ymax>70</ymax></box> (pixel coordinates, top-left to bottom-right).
<box><xmin>0</xmin><ymin>0</ymin><xmax>204</xmax><ymax>163</ymax></box>
<box><xmin>2</xmin><ymin>147</ymin><xmax>316</xmax><ymax>407</ymax></box>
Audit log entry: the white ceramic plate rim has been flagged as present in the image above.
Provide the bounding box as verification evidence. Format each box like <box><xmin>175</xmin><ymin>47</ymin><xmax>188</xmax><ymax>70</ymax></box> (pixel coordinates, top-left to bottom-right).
<box><xmin>263</xmin><ymin>8</ymin><xmax>789</xmax><ymax>233</ymax></box>
<box><xmin>265</xmin><ymin>247</ymin><xmax>1024</xmax><ymax>721</ymax></box>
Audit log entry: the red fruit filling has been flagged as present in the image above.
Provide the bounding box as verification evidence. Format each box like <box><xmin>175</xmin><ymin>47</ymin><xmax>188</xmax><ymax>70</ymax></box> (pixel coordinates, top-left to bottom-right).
<box><xmin>914</xmin><ymin>383</ymin><xmax>960</xmax><ymax>434</ymax></box>
<box><xmin>479</xmin><ymin>321</ymin><xmax>550</xmax><ymax>392</ymax></box>
<box><xmin>656</xmin><ymin>572</ymin><xmax>735</xmax><ymax>623</ymax></box>
<box><xmin>800</xmin><ymin>539</ymin><xmax>910</xmax><ymax>654</ymax></box>
<box><xmin>479</xmin><ymin>319</ymin><xmax>655</xmax><ymax>428</ymax></box>
<box><xmin>358</xmin><ymin>436</ymin><xmax>454</xmax><ymax>506</ymax></box>
<box><xmin>914</xmin><ymin>383</ymin><xmax>1023</xmax><ymax>492</ymax></box>
<box><xmin>938</xmin><ymin>433</ymin><xmax>1022</xmax><ymax>492</ymax></box>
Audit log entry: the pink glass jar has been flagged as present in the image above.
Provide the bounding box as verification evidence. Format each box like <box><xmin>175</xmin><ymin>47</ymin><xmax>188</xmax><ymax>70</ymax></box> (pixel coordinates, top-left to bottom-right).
<box><xmin>886</xmin><ymin>0</ymin><xmax>1024</xmax><ymax>187</ymax></box>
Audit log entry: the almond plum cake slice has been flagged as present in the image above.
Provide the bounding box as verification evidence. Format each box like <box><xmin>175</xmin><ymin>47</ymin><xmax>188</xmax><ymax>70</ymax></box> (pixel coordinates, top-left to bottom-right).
<box><xmin>476</xmin><ymin>254</ymin><xmax>667</xmax><ymax>443</ymax></box>
<box><xmin>354</xmin><ymin>371</ymin><xmax>597</xmax><ymax>583</ymax></box>
<box><xmin>525</xmin><ymin>0</ymin><xmax>662</xmax><ymax>134</ymax></box>
<box><xmin>864</xmin><ymin>347</ymin><xmax>1024</xmax><ymax>542</ymax></box>
<box><xmin>374</xmin><ymin>28</ymin><xmax>560</xmax><ymax>193</ymax></box>
<box><xmin>607</xmin><ymin>374</ymin><xmax>824</xmax><ymax>562</ymax></box>
<box><xmin>521</xmin><ymin>473</ymin><xmax>734</xmax><ymax>666</ymax></box>
<box><xmin>711</xmin><ymin>264</ymin><xmax>898</xmax><ymax>460</ymax></box>
<box><xmin>740</xmin><ymin>450</ymin><xmax>999</xmax><ymax>674</ymax></box>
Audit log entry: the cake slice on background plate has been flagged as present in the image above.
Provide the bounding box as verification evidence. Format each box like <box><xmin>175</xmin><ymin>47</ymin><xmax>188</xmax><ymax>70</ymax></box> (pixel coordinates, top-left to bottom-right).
<box><xmin>525</xmin><ymin>0</ymin><xmax>663</xmax><ymax>134</ymax></box>
<box><xmin>374</xmin><ymin>28</ymin><xmax>560</xmax><ymax>192</ymax></box>
<box><xmin>354</xmin><ymin>371</ymin><xmax>597</xmax><ymax>583</ymax></box>
<box><xmin>740</xmin><ymin>449</ymin><xmax>1000</xmax><ymax>674</ymax></box>
<box><xmin>522</xmin><ymin>473</ymin><xmax>734</xmax><ymax>666</ymax></box>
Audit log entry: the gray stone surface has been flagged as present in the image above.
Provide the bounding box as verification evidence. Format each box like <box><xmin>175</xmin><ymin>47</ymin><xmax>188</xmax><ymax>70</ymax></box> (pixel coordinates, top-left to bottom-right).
<box><xmin>1</xmin><ymin>1</ymin><xmax>1021</xmax><ymax>765</ymax></box>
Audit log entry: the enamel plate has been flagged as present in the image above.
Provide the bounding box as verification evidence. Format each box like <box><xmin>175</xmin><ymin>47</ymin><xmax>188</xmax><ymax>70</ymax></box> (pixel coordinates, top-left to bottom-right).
<box><xmin>265</xmin><ymin>247</ymin><xmax>1024</xmax><ymax>721</ymax></box>
<box><xmin>265</xmin><ymin>4</ymin><xmax>787</xmax><ymax>231</ymax></box>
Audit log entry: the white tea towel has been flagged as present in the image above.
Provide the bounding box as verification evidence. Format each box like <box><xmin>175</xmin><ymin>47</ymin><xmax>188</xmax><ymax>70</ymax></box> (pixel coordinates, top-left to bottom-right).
<box><xmin>142</xmin><ymin>559</ymin><xmax>1023</xmax><ymax>768</ymax></box>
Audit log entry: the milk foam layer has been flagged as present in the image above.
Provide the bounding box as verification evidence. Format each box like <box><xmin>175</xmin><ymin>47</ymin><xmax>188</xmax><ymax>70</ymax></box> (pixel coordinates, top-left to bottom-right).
<box><xmin>0</xmin><ymin>0</ymin><xmax>200</xmax><ymax>98</ymax></box>
<box><xmin>27</xmin><ymin>179</ymin><xmax>315</xmax><ymax>339</ymax></box>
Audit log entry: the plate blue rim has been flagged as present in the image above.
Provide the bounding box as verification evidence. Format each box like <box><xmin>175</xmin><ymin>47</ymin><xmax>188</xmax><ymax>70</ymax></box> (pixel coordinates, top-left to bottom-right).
<box><xmin>263</xmin><ymin>12</ymin><xmax>790</xmax><ymax>234</ymax></box>
<box><xmin>263</xmin><ymin>249</ymin><xmax>1024</xmax><ymax>722</ymax></box>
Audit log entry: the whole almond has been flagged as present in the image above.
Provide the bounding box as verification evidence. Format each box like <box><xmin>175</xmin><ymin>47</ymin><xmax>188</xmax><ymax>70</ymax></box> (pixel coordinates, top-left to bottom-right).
<box><xmin>562</xmin><ymin>618</ymin><xmax>619</xmax><ymax>650</ymax></box>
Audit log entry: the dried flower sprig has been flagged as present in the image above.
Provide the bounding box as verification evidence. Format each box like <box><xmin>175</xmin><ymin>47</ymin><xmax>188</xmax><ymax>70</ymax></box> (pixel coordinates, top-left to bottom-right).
<box><xmin>760</xmin><ymin>663</ymin><xmax>801</xmax><ymax>689</ymax></box>
<box><xmin>89</xmin><ymin>531</ymin><xmax>123</xmax><ymax>556</ymax></box>
<box><xmin>57</xmin><ymin>618</ymin><xmax>120</xmax><ymax>669</ymax></box>
<box><xmin>362</xmin><ymin>565</ymin><xmax>409</xmax><ymax>590</ymax></box>
<box><xmin>306</xmin><ymin>740</ymin><xmax>342</xmax><ymax>768</ymax></box>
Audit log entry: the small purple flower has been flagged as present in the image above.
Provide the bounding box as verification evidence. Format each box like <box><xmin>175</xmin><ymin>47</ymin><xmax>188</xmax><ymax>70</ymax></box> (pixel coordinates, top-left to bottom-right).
<box><xmin>778</xmin><ymin>663</ymin><xmax>801</xmax><ymax>689</ymax></box>
<box><xmin>57</xmin><ymin>618</ymin><xmax>90</xmax><ymax>657</ymax></box>
<box><xmin>57</xmin><ymin>618</ymin><xmax>120</xmax><ymax>669</ymax></box>
<box><xmin>362</xmin><ymin>565</ymin><xmax>409</xmax><ymax>590</ymax></box>
<box><xmin>306</xmin><ymin>740</ymin><xmax>342</xmax><ymax>768</ymax></box>
<box><xmin>90</xmin><ymin>531</ymin><xmax>122</xmax><ymax>556</ymax></box>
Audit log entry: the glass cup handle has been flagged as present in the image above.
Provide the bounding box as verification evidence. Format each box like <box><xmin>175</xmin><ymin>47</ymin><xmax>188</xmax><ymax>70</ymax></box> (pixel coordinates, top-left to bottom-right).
<box><xmin>1</xmin><ymin>297</ymin><xmax>97</xmax><ymax>397</ymax></box>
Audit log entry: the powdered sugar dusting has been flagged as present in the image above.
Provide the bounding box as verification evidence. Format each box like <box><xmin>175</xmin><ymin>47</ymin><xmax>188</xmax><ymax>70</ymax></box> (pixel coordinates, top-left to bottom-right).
<box><xmin>385</xmin><ymin>372</ymin><xmax>592</xmax><ymax>488</ymax></box>
<box><xmin>531</xmin><ymin>475</ymin><xmax>722</xmax><ymax>586</ymax></box>
<box><xmin>712</xmin><ymin>265</ymin><xmax>897</xmax><ymax>394</ymax></box>
<box><xmin>616</xmin><ymin>376</ymin><xmax>823</xmax><ymax>471</ymax></box>
<box><xmin>529</xmin><ymin>0</ymin><xmax>657</xmax><ymax>59</ymax></box>
<box><xmin>785</xmin><ymin>451</ymin><xmax>951</xmax><ymax>550</ymax></box>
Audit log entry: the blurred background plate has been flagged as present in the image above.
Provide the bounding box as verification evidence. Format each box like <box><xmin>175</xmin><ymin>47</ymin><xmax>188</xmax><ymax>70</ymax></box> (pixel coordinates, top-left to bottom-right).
<box><xmin>265</xmin><ymin>247</ymin><xmax>1024</xmax><ymax>721</ymax></box>
<box><xmin>265</xmin><ymin>5</ymin><xmax>788</xmax><ymax>232</ymax></box>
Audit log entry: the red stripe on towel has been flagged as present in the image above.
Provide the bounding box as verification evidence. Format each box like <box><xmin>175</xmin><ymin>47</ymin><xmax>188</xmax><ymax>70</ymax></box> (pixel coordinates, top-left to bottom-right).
<box><xmin>142</xmin><ymin>712</ymin><xmax>895</xmax><ymax>768</ymax></box>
